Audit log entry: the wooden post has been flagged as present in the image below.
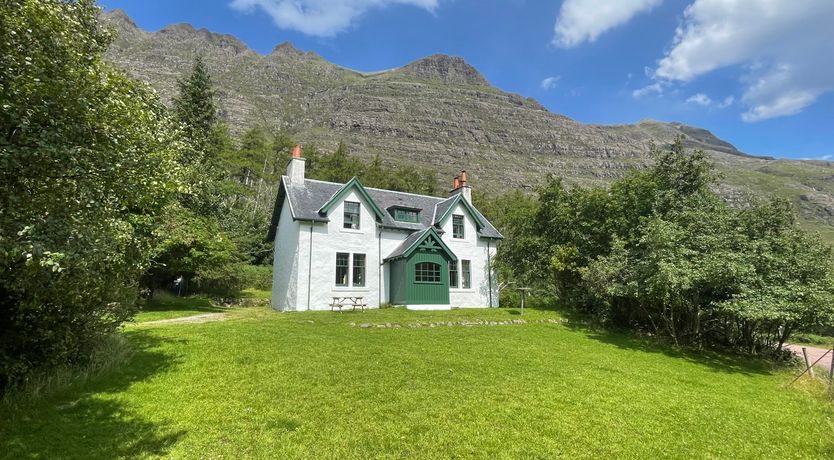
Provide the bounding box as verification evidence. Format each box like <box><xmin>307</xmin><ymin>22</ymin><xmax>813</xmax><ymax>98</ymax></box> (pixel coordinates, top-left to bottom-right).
<box><xmin>802</xmin><ymin>347</ymin><xmax>815</xmax><ymax>378</ymax></box>
<box><xmin>829</xmin><ymin>344</ymin><xmax>834</xmax><ymax>383</ymax></box>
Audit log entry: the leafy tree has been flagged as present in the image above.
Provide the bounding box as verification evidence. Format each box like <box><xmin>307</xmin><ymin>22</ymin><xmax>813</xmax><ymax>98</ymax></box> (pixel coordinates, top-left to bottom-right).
<box><xmin>496</xmin><ymin>138</ymin><xmax>834</xmax><ymax>352</ymax></box>
<box><xmin>143</xmin><ymin>57</ymin><xmax>240</xmax><ymax>294</ymax></box>
<box><xmin>0</xmin><ymin>0</ymin><xmax>184</xmax><ymax>388</ymax></box>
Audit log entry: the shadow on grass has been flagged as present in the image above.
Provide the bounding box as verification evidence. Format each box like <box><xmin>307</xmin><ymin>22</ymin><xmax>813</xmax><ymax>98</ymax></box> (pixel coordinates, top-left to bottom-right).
<box><xmin>0</xmin><ymin>331</ymin><xmax>186</xmax><ymax>459</ymax></box>
<box><xmin>141</xmin><ymin>294</ymin><xmax>225</xmax><ymax>314</ymax></box>
<box><xmin>583</xmin><ymin>329</ymin><xmax>774</xmax><ymax>376</ymax></box>
<box><xmin>555</xmin><ymin>309</ymin><xmax>774</xmax><ymax>376</ymax></box>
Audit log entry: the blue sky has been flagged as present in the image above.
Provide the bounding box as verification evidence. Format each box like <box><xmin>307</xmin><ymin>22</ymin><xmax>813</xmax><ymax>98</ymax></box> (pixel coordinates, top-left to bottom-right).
<box><xmin>101</xmin><ymin>0</ymin><xmax>834</xmax><ymax>160</ymax></box>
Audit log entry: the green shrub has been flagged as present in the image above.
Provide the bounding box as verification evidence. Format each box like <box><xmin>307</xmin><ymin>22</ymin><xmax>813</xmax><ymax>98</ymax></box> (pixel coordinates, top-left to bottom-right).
<box><xmin>0</xmin><ymin>0</ymin><xmax>183</xmax><ymax>391</ymax></box>
<box><xmin>791</xmin><ymin>332</ymin><xmax>834</xmax><ymax>347</ymax></box>
<box><xmin>239</xmin><ymin>264</ymin><xmax>273</xmax><ymax>291</ymax></box>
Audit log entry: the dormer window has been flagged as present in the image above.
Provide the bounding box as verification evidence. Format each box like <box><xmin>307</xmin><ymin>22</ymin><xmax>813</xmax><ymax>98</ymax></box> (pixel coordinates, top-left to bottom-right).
<box><xmin>344</xmin><ymin>201</ymin><xmax>360</xmax><ymax>229</ymax></box>
<box><xmin>393</xmin><ymin>207</ymin><xmax>420</xmax><ymax>223</ymax></box>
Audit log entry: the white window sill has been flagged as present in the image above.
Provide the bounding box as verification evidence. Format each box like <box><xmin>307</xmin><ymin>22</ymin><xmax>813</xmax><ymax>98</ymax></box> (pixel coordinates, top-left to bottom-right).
<box><xmin>451</xmin><ymin>289</ymin><xmax>476</xmax><ymax>293</ymax></box>
<box><xmin>340</xmin><ymin>228</ymin><xmax>363</xmax><ymax>234</ymax></box>
<box><xmin>333</xmin><ymin>287</ymin><xmax>370</xmax><ymax>292</ymax></box>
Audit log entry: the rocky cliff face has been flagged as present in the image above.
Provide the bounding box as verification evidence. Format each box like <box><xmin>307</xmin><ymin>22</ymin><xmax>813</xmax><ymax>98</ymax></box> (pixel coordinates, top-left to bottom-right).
<box><xmin>100</xmin><ymin>9</ymin><xmax>834</xmax><ymax>240</ymax></box>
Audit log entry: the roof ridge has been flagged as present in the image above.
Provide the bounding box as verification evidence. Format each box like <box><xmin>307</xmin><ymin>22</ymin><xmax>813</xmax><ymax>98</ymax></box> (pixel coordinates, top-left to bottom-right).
<box><xmin>297</xmin><ymin>177</ymin><xmax>445</xmax><ymax>201</ymax></box>
<box><xmin>364</xmin><ymin>186</ymin><xmax>445</xmax><ymax>201</ymax></box>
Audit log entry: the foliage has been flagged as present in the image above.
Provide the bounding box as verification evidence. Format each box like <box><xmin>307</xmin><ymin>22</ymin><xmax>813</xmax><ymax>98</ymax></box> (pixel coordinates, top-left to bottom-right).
<box><xmin>0</xmin><ymin>0</ymin><xmax>183</xmax><ymax>389</ymax></box>
<box><xmin>2</xmin><ymin>306</ymin><xmax>833</xmax><ymax>457</ymax></box>
<box><xmin>304</xmin><ymin>142</ymin><xmax>441</xmax><ymax>196</ymax></box>
<box><xmin>497</xmin><ymin>137</ymin><xmax>834</xmax><ymax>351</ymax></box>
<box><xmin>143</xmin><ymin>205</ymin><xmax>242</xmax><ymax>296</ymax></box>
<box><xmin>239</xmin><ymin>264</ymin><xmax>272</xmax><ymax>291</ymax></box>
<box><xmin>172</xmin><ymin>56</ymin><xmax>219</xmax><ymax>158</ymax></box>
<box><xmin>143</xmin><ymin>57</ymin><xmax>242</xmax><ymax>294</ymax></box>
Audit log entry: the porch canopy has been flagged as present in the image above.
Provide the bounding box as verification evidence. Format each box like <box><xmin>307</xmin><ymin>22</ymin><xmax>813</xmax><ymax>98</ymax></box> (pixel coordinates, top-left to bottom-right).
<box><xmin>385</xmin><ymin>228</ymin><xmax>457</xmax><ymax>305</ymax></box>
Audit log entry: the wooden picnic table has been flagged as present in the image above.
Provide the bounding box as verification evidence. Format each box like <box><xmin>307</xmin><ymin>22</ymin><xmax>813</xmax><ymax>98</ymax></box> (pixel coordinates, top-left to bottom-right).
<box><xmin>330</xmin><ymin>296</ymin><xmax>367</xmax><ymax>312</ymax></box>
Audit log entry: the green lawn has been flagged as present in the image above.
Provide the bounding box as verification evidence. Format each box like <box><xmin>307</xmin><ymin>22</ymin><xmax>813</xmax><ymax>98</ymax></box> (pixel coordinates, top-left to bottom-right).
<box><xmin>2</xmin><ymin>305</ymin><xmax>834</xmax><ymax>458</ymax></box>
<box><xmin>134</xmin><ymin>293</ymin><xmax>227</xmax><ymax>323</ymax></box>
<box><xmin>134</xmin><ymin>289</ymin><xmax>270</xmax><ymax>323</ymax></box>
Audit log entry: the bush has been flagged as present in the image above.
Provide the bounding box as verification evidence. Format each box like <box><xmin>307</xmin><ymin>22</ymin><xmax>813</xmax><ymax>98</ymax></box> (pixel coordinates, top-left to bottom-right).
<box><xmin>0</xmin><ymin>0</ymin><xmax>183</xmax><ymax>390</ymax></box>
<box><xmin>239</xmin><ymin>264</ymin><xmax>273</xmax><ymax>291</ymax></box>
<box><xmin>791</xmin><ymin>332</ymin><xmax>834</xmax><ymax>347</ymax></box>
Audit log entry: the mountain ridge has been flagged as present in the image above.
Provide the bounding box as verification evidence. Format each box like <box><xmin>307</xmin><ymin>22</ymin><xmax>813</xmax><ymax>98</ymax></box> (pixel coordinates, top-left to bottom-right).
<box><xmin>100</xmin><ymin>9</ymin><xmax>834</xmax><ymax>241</ymax></box>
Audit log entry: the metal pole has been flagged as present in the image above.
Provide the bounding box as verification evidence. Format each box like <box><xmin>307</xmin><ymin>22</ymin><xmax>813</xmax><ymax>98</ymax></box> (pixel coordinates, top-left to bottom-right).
<box><xmin>487</xmin><ymin>240</ymin><xmax>493</xmax><ymax>308</ymax></box>
<box><xmin>520</xmin><ymin>290</ymin><xmax>525</xmax><ymax>316</ymax></box>
<box><xmin>307</xmin><ymin>224</ymin><xmax>313</xmax><ymax>311</ymax></box>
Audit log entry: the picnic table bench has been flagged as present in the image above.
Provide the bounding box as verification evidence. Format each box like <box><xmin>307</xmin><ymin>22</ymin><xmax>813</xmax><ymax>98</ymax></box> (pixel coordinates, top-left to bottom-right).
<box><xmin>330</xmin><ymin>296</ymin><xmax>367</xmax><ymax>312</ymax></box>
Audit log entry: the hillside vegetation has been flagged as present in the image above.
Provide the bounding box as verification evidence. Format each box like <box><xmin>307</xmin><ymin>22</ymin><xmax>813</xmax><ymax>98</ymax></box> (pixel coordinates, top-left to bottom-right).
<box><xmin>101</xmin><ymin>9</ymin><xmax>834</xmax><ymax>243</ymax></box>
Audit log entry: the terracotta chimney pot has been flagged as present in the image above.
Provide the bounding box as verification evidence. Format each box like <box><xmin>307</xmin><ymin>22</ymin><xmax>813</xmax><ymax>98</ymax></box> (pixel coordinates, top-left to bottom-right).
<box><xmin>291</xmin><ymin>144</ymin><xmax>301</xmax><ymax>158</ymax></box>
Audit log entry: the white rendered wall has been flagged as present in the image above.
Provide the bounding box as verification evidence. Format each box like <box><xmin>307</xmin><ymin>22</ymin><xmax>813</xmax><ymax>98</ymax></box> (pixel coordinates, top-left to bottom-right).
<box><xmin>441</xmin><ymin>202</ymin><xmax>499</xmax><ymax>308</ymax></box>
<box><xmin>272</xmin><ymin>200</ymin><xmax>301</xmax><ymax>311</ymax></box>
<box><xmin>298</xmin><ymin>189</ymin><xmax>407</xmax><ymax>310</ymax></box>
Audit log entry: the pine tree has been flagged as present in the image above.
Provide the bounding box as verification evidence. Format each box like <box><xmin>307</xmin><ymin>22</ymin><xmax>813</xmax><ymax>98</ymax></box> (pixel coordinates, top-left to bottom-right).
<box><xmin>173</xmin><ymin>56</ymin><xmax>221</xmax><ymax>165</ymax></box>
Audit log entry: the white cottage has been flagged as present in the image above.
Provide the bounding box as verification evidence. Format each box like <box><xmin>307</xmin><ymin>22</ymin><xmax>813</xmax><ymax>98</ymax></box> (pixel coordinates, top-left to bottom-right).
<box><xmin>267</xmin><ymin>145</ymin><xmax>503</xmax><ymax>311</ymax></box>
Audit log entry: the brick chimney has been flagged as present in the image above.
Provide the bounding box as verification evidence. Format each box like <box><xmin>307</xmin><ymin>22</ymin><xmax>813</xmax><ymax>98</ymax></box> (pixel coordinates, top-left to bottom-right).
<box><xmin>287</xmin><ymin>144</ymin><xmax>305</xmax><ymax>185</ymax></box>
<box><xmin>449</xmin><ymin>170</ymin><xmax>472</xmax><ymax>204</ymax></box>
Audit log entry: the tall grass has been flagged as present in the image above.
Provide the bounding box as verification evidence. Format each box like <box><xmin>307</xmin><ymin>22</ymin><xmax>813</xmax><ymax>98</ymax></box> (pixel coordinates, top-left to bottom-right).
<box><xmin>1</xmin><ymin>334</ymin><xmax>133</xmax><ymax>405</ymax></box>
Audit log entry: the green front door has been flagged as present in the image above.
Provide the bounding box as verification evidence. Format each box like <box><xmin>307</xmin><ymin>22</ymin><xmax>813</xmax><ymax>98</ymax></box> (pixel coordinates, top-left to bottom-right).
<box><xmin>406</xmin><ymin>250</ymin><xmax>449</xmax><ymax>305</ymax></box>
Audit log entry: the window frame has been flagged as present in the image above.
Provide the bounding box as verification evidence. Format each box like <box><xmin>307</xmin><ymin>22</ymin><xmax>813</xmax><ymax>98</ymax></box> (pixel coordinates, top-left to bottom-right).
<box><xmin>393</xmin><ymin>208</ymin><xmax>420</xmax><ymax>223</ymax></box>
<box><xmin>352</xmin><ymin>253</ymin><xmax>366</xmax><ymax>287</ymax></box>
<box><xmin>414</xmin><ymin>261</ymin><xmax>442</xmax><ymax>284</ymax></box>
<box><xmin>449</xmin><ymin>260</ymin><xmax>459</xmax><ymax>288</ymax></box>
<box><xmin>452</xmin><ymin>214</ymin><xmax>465</xmax><ymax>239</ymax></box>
<box><xmin>343</xmin><ymin>201</ymin><xmax>361</xmax><ymax>230</ymax></box>
<box><xmin>461</xmin><ymin>259</ymin><xmax>471</xmax><ymax>289</ymax></box>
<box><xmin>335</xmin><ymin>252</ymin><xmax>350</xmax><ymax>286</ymax></box>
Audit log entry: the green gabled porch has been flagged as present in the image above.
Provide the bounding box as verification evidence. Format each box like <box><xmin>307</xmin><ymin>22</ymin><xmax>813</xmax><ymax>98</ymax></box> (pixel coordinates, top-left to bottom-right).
<box><xmin>385</xmin><ymin>228</ymin><xmax>457</xmax><ymax>306</ymax></box>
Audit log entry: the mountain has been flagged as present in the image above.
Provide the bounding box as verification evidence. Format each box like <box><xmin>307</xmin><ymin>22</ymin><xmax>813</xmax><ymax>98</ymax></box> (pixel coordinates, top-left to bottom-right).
<box><xmin>100</xmin><ymin>9</ymin><xmax>834</xmax><ymax>242</ymax></box>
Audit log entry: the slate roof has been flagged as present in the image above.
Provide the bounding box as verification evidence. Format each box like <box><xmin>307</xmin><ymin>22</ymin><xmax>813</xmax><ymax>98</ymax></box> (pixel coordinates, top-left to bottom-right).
<box><xmin>385</xmin><ymin>227</ymin><xmax>458</xmax><ymax>262</ymax></box>
<box><xmin>385</xmin><ymin>228</ymin><xmax>431</xmax><ymax>261</ymax></box>
<box><xmin>266</xmin><ymin>176</ymin><xmax>503</xmax><ymax>241</ymax></box>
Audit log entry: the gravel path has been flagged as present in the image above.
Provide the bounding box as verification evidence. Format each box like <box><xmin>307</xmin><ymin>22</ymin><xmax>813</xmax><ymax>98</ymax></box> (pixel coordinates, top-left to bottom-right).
<box><xmin>786</xmin><ymin>344</ymin><xmax>833</xmax><ymax>372</ymax></box>
<box><xmin>140</xmin><ymin>313</ymin><xmax>226</xmax><ymax>325</ymax></box>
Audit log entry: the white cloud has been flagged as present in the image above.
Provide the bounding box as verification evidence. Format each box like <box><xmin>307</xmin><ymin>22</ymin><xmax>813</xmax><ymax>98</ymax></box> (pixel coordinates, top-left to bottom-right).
<box><xmin>653</xmin><ymin>0</ymin><xmax>834</xmax><ymax>122</ymax></box>
<box><xmin>230</xmin><ymin>0</ymin><xmax>440</xmax><ymax>37</ymax></box>
<box><xmin>632</xmin><ymin>82</ymin><xmax>663</xmax><ymax>98</ymax></box>
<box><xmin>553</xmin><ymin>0</ymin><xmax>663</xmax><ymax>47</ymax></box>
<box><xmin>541</xmin><ymin>76</ymin><xmax>561</xmax><ymax>90</ymax></box>
<box><xmin>718</xmin><ymin>95</ymin><xmax>734</xmax><ymax>108</ymax></box>
<box><xmin>686</xmin><ymin>93</ymin><xmax>711</xmax><ymax>106</ymax></box>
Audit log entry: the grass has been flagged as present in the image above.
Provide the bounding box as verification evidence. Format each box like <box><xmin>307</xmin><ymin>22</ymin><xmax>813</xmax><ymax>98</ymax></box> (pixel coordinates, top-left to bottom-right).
<box><xmin>3</xmin><ymin>304</ymin><xmax>834</xmax><ymax>458</ymax></box>
<box><xmin>134</xmin><ymin>292</ymin><xmax>227</xmax><ymax>323</ymax></box>
<box><xmin>792</xmin><ymin>332</ymin><xmax>834</xmax><ymax>348</ymax></box>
